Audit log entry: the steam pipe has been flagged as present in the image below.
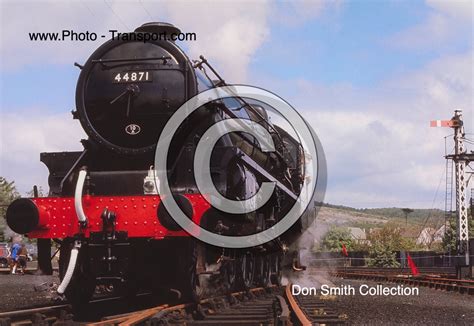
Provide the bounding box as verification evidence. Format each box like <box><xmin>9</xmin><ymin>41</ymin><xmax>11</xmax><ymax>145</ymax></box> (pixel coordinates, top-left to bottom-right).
<box><xmin>74</xmin><ymin>169</ymin><xmax>88</xmax><ymax>227</ymax></box>
<box><xmin>292</xmin><ymin>261</ymin><xmax>306</xmax><ymax>272</ymax></box>
<box><xmin>57</xmin><ymin>241</ymin><xmax>81</xmax><ymax>295</ymax></box>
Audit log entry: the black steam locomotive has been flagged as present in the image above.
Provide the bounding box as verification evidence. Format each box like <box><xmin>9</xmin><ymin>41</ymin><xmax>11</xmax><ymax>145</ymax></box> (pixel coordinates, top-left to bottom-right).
<box><xmin>6</xmin><ymin>22</ymin><xmax>316</xmax><ymax>304</ymax></box>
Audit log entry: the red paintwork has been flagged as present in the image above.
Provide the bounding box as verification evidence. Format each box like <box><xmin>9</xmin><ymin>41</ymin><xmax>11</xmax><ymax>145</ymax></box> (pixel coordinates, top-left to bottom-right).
<box><xmin>27</xmin><ymin>195</ymin><xmax>210</xmax><ymax>239</ymax></box>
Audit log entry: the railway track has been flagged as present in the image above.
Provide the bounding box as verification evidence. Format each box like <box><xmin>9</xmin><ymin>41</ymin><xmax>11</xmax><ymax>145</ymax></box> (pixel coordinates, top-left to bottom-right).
<box><xmin>0</xmin><ymin>303</ymin><xmax>73</xmax><ymax>325</ymax></box>
<box><xmin>331</xmin><ymin>270</ymin><xmax>474</xmax><ymax>295</ymax></box>
<box><xmin>95</xmin><ymin>285</ymin><xmax>346</xmax><ymax>325</ymax></box>
<box><xmin>316</xmin><ymin>266</ymin><xmax>457</xmax><ymax>277</ymax></box>
<box><xmin>285</xmin><ymin>284</ymin><xmax>344</xmax><ymax>326</ymax></box>
<box><xmin>0</xmin><ymin>285</ymin><xmax>347</xmax><ymax>325</ymax></box>
<box><xmin>0</xmin><ymin>292</ymin><xmax>160</xmax><ymax>325</ymax></box>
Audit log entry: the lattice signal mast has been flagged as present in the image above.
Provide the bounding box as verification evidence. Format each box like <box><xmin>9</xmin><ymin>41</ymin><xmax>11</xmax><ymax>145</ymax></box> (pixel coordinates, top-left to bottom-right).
<box><xmin>431</xmin><ymin>110</ymin><xmax>472</xmax><ymax>274</ymax></box>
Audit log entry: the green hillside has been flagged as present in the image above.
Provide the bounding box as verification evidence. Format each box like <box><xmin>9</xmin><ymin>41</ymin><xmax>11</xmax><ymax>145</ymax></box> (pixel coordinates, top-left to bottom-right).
<box><xmin>321</xmin><ymin>203</ymin><xmax>446</xmax><ymax>228</ymax></box>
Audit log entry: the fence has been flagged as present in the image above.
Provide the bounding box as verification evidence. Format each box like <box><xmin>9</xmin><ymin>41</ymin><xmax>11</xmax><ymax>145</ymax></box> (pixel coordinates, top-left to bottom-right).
<box><xmin>311</xmin><ymin>251</ymin><xmax>460</xmax><ymax>268</ymax></box>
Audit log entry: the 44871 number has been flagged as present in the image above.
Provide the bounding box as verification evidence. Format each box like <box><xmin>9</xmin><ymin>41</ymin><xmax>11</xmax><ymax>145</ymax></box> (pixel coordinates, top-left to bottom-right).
<box><xmin>113</xmin><ymin>71</ymin><xmax>152</xmax><ymax>83</ymax></box>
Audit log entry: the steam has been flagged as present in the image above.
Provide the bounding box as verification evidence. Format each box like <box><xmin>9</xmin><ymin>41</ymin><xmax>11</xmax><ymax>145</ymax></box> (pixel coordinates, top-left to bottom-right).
<box><xmin>283</xmin><ymin>219</ymin><xmax>335</xmax><ymax>288</ymax></box>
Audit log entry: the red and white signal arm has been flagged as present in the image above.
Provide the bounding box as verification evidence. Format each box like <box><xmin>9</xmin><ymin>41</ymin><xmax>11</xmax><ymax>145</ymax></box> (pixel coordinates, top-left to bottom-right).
<box><xmin>430</xmin><ymin>120</ymin><xmax>454</xmax><ymax>127</ymax></box>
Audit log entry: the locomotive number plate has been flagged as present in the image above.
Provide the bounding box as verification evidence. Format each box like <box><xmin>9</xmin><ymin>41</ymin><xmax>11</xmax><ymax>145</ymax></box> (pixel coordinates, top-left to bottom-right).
<box><xmin>113</xmin><ymin>71</ymin><xmax>152</xmax><ymax>83</ymax></box>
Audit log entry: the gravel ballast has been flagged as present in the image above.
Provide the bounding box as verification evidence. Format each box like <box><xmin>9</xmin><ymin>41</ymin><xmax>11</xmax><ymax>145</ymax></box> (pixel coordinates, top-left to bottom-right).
<box><xmin>1</xmin><ymin>272</ymin><xmax>473</xmax><ymax>325</ymax></box>
<box><xmin>0</xmin><ymin>274</ymin><xmax>59</xmax><ymax>312</ymax></box>
<box><xmin>324</xmin><ymin>277</ymin><xmax>474</xmax><ymax>325</ymax></box>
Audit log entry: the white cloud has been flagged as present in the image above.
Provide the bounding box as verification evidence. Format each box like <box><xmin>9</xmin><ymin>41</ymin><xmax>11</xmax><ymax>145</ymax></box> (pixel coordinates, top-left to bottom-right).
<box><xmin>0</xmin><ymin>1</ymin><xmax>343</xmax><ymax>80</ymax></box>
<box><xmin>426</xmin><ymin>0</ymin><xmax>473</xmax><ymax>21</ymax></box>
<box><xmin>1</xmin><ymin>1</ymin><xmax>129</xmax><ymax>70</ymax></box>
<box><xmin>160</xmin><ymin>1</ymin><xmax>271</xmax><ymax>81</ymax></box>
<box><xmin>389</xmin><ymin>13</ymin><xmax>450</xmax><ymax>49</ymax></box>
<box><xmin>387</xmin><ymin>0</ymin><xmax>472</xmax><ymax>50</ymax></box>
<box><xmin>0</xmin><ymin>109</ymin><xmax>85</xmax><ymax>195</ymax></box>
<box><xmin>383</xmin><ymin>51</ymin><xmax>474</xmax><ymax>131</ymax></box>
<box><xmin>261</xmin><ymin>50</ymin><xmax>472</xmax><ymax>208</ymax></box>
<box><xmin>270</xmin><ymin>0</ymin><xmax>343</xmax><ymax>26</ymax></box>
<box><xmin>0</xmin><ymin>0</ymin><xmax>271</xmax><ymax>82</ymax></box>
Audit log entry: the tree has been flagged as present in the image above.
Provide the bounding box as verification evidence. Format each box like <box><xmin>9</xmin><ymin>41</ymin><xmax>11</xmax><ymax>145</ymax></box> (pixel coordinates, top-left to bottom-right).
<box><xmin>0</xmin><ymin>177</ymin><xmax>20</xmax><ymax>241</ymax></box>
<box><xmin>402</xmin><ymin>208</ymin><xmax>414</xmax><ymax>226</ymax></box>
<box><xmin>320</xmin><ymin>227</ymin><xmax>353</xmax><ymax>252</ymax></box>
<box><xmin>442</xmin><ymin>216</ymin><xmax>474</xmax><ymax>253</ymax></box>
<box><xmin>366</xmin><ymin>224</ymin><xmax>415</xmax><ymax>267</ymax></box>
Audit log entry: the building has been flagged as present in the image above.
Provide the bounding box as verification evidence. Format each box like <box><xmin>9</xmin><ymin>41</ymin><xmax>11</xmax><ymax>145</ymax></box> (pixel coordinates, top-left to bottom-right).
<box><xmin>348</xmin><ymin>227</ymin><xmax>367</xmax><ymax>244</ymax></box>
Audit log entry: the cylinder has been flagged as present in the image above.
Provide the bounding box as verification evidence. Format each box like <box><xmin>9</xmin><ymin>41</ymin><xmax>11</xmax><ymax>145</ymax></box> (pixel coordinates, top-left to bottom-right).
<box><xmin>157</xmin><ymin>195</ymin><xmax>193</xmax><ymax>231</ymax></box>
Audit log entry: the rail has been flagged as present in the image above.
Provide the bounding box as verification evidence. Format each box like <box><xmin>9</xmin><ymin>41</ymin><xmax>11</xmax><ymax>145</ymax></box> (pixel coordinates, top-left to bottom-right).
<box><xmin>332</xmin><ymin>270</ymin><xmax>474</xmax><ymax>295</ymax></box>
<box><xmin>285</xmin><ymin>283</ymin><xmax>312</xmax><ymax>325</ymax></box>
<box><xmin>0</xmin><ymin>285</ymin><xmax>348</xmax><ymax>325</ymax></box>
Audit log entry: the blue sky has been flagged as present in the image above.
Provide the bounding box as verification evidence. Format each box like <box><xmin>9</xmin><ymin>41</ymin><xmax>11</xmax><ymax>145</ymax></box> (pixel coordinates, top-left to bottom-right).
<box><xmin>254</xmin><ymin>1</ymin><xmax>427</xmax><ymax>85</ymax></box>
<box><xmin>0</xmin><ymin>0</ymin><xmax>472</xmax><ymax>209</ymax></box>
<box><xmin>253</xmin><ymin>0</ymin><xmax>471</xmax><ymax>85</ymax></box>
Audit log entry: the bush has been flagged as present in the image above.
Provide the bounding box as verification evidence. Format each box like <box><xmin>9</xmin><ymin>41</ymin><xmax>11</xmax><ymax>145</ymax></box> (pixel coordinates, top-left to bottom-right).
<box><xmin>320</xmin><ymin>227</ymin><xmax>352</xmax><ymax>252</ymax></box>
<box><xmin>367</xmin><ymin>243</ymin><xmax>400</xmax><ymax>267</ymax></box>
<box><xmin>442</xmin><ymin>216</ymin><xmax>474</xmax><ymax>253</ymax></box>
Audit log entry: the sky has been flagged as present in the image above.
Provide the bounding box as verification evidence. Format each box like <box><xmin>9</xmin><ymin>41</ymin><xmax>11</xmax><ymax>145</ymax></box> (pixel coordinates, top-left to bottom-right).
<box><xmin>0</xmin><ymin>0</ymin><xmax>473</xmax><ymax>209</ymax></box>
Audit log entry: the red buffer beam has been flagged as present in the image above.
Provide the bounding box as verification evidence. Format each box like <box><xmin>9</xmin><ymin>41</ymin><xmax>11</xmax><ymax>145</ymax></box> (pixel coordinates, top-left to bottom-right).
<box><xmin>10</xmin><ymin>195</ymin><xmax>210</xmax><ymax>239</ymax></box>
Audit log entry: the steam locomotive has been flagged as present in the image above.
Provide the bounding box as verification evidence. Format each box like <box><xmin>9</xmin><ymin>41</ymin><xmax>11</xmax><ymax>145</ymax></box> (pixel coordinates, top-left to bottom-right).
<box><xmin>6</xmin><ymin>22</ymin><xmax>316</xmax><ymax>305</ymax></box>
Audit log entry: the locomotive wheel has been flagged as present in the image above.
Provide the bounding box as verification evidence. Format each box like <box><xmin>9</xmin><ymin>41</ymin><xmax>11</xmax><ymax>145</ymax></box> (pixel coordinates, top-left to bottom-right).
<box><xmin>58</xmin><ymin>240</ymin><xmax>96</xmax><ymax>306</ymax></box>
<box><xmin>270</xmin><ymin>253</ymin><xmax>282</xmax><ymax>285</ymax></box>
<box><xmin>222</xmin><ymin>251</ymin><xmax>237</xmax><ymax>291</ymax></box>
<box><xmin>177</xmin><ymin>239</ymin><xmax>203</xmax><ymax>302</ymax></box>
<box><xmin>238</xmin><ymin>252</ymin><xmax>255</xmax><ymax>289</ymax></box>
<box><xmin>255</xmin><ymin>255</ymin><xmax>271</xmax><ymax>287</ymax></box>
